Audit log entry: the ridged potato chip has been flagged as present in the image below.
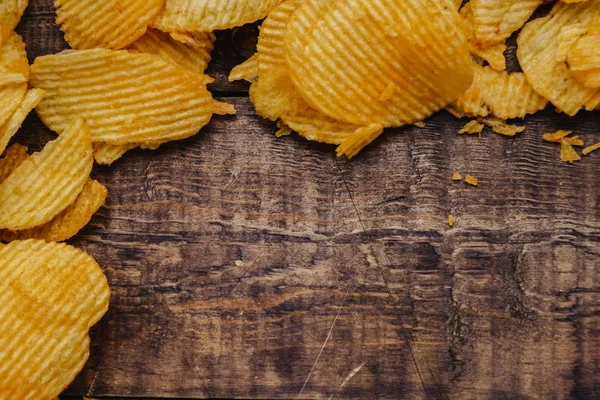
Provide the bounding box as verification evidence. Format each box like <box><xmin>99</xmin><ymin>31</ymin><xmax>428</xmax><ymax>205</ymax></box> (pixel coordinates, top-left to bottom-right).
<box><xmin>0</xmin><ymin>118</ymin><xmax>93</xmax><ymax>231</ymax></box>
<box><xmin>518</xmin><ymin>0</ymin><xmax>600</xmax><ymax>115</ymax></box>
<box><xmin>284</xmin><ymin>0</ymin><xmax>473</xmax><ymax>127</ymax></box>
<box><xmin>155</xmin><ymin>0</ymin><xmax>283</xmax><ymax>32</ymax></box>
<box><xmin>0</xmin><ymin>0</ymin><xmax>28</xmax><ymax>45</ymax></box>
<box><xmin>0</xmin><ymin>31</ymin><xmax>29</xmax><ymax>83</ymax></box>
<box><xmin>567</xmin><ymin>18</ymin><xmax>600</xmax><ymax>88</ymax></box>
<box><xmin>469</xmin><ymin>0</ymin><xmax>542</xmax><ymax>48</ymax></box>
<box><xmin>228</xmin><ymin>53</ymin><xmax>258</xmax><ymax>83</ymax></box>
<box><xmin>0</xmin><ymin>239</ymin><xmax>109</xmax><ymax>400</ymax></box>
<box><xmin>30</xmin><ymin>49</ymin><xmax>235</xmax><ymax>145</ymax></box>
<box><xmin>0</xmin><ymin>179</ymin><xmax>107</xmax><ymax>242</ymax></box>
<box><xmin>128</xmin><ymin>28</ymin><xmax>214</xmax><ymax>82</ymax></box>
<box><xmin>0</xmin><ymin>83</ymin><xmax>26</xmax><ymax>132</ymax></box>
<box><xmin>460</xmin><ymin>3</ymin><xmax>507</xmax><ymax>72</ymax></box>
<box><xmin>0</xmin><ymin>88</ymin><xmax>45</xmax><ymax>155</ymax></box>
<box><xmin>453</xmin><ymin>65</ymin><xmax>548</xmax><ymax>120</ymax></box>
<box><xmin>93</xmin><ymin>142</ymin><xmax>137</xmax><ymax>165</ymax></box>
<box><xmin>54</xmin><ymin>0</ymin><xmax>164</xmax><ymax>50</ymax></box>
<box><xmin>0</xmin><ymin>143</ymin><xmax>27</xmax><ymax>182</ymax></box>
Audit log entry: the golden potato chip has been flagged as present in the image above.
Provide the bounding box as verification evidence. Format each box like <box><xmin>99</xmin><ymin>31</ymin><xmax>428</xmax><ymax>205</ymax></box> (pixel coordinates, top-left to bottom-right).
<box><xmin>560</xmin><ymin>139</ymin><xmax>582</xmax><ymax>162</ymax></box>
<box><xmin>0</xmin><ymin>31</ymin><xmax>29</xmax><ymax>81</ymax></box>
<box><xmin>0</xmin><ymin>88</ymin><xmax>45</xmax><ymax>155</ymax></box>
<box><xmin>93</xmin><ymin>142</ymin><xmax>137</xmax><ymax>165</ymax></box>
<box><xmin>0</xmin><ymin>143</ymin><xmax>27</xmax><ymax>182</ymax></box>
<box><xmin>284</xmin><ymin>0</ymin><xmax>473</xmax><ymax>127</ymax></box>
<box><xmin>469</xmin><ymin>0</ymin><xmax>542</xmax><ymax>48</ymax></box>
<box><xmin>556</xmin><ymin>24</ymin><xmax>587</xmax><ymax>63</ymax></box>
<box><xmin>453</xmin><ymin>65</ymin><xmax>548</xmax><ymax>120</ymax></box>
<box><xmin>452</xmin><ymin>172</ymin><xmax>463</xmax><ymax>181</ymax></box>
<box><xmin>460</xmin><ymin>3</ymin><xmax>507</xmax><ymax>72</ymax></box>
<box><xmin>168</xmin><ymin>31</ymin><xmax>215</xmax><ymax>49</ymax></box>
<box><xmin>479</xmin><ymin>115</ymin><xmax>525</xmax><ymax>137</ymax></box>
<box><xmin>30</xmin><ymin>49</ymin><xmax>235</xmax><ymax>145</ymax></box>
<box><xmin>518</xmin><ymin>1</ymin><xmax>600</xmax><ymax>116</ymax></box>
<box><xmin>0</xmin><ymin>83</ymin><xmax>26</xmax><ymax>131</ymax></box>
<box><xmin>0</xmin><ymin>118</ymin><xmax>93</xmax><ymax>231</ymax></box>
<box><xmin>0</xmin><ymin>179</ymin><xmax>107</xmax><ymax>242</ymax></box>
<box><xmin>0</xmin><ymin>239</ymin><xmax>109</xmax><ymax>399</ymax></box>
<box><xmin>543</xmin><ymin>130</ymin><xmax>584</xmax><ymax>146</ymax></box>
<box><xmin>128</xmin><ymin>27</ymin><xmax>214</xmax><ymax>83</ymax></box>
<box><xmin>334</xmin><ymin>124</ymin><xmax>384</xmax><ymax>159</ymax></box>
<box><xmin>582</xmin><ymin>142</ymin><xmax>600</xmax><ymax>155</ymax></box>
<box><xmin>228</xmin><ymin>53</ymin><xmax>258</xmax><ymax>82</ymax></box>
<box><xmin>465</xmin><ymin>174</ymin><xmax>479</xmax><ymax>186</ymax></box>
<box><xmin>155</xmin><ymin>0</ymin><xmax>283</xmax><ymax>32</ymax></box>
<box><xmin>567</xmin><ymin>19</ymin><xmax>600</xmax><ymax>88</ymax></box>
<box><xmin>54</xmin><ymin>0</ymin><xmax>163</xmax><ymax>50</ymax></box>
<box><xmin>0</xmin><ymin>0</ymin><xmax>28</xmax><ymax>45</ymax></box>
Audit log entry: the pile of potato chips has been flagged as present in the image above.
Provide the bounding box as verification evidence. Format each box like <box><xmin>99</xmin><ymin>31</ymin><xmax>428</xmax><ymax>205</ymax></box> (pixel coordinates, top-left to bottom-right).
<box><xmin>231</xmin><ymin>0</ymin><xmax>600</xmax><ymax>161</ymax></box>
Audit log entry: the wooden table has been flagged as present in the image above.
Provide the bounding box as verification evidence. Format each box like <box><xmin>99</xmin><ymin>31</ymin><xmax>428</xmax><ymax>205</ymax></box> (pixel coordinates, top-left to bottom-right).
<box><xmin>14</xmin><ymin>1</ymin><xmax>600</xmax><ymax>399</ymax></box>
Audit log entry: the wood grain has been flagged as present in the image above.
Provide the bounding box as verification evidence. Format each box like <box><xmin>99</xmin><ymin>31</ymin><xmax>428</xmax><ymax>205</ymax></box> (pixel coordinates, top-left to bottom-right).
<box><xmin>11</xmin><ymin>1</ymin><xmax>600</xmax><ymax>399</ymax></box>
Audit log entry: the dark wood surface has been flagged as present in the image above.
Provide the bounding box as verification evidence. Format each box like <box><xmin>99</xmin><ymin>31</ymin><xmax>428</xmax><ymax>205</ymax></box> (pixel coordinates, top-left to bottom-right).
<box><xmin>12</xmin><ymin>1</ymin><xmax>600</xmax><ymax>399</ymax></box>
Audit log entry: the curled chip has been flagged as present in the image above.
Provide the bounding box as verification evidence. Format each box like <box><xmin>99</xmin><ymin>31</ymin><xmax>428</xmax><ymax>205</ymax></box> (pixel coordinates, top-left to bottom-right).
<box><xmin>0</xmin><ymin>179</ymin><xmax>107</xmax><ymax>242</ymax></box>
<box><xmin>453</xmin><ymin>65</ymin><xmax>548</xmax><ymax>120</ymax></box>
<box><xmin>469</xmin><ymin>0</ymin><xmax>542</xmax><ymax>48</ymax></box>
<box><xmin>0</xmin><ymin>239</ymin><xmax>109</xmax><ymax>399</ymax></box>
<box><xmin>54</xmin><ymin>0</ymin><xmax>164</xmax><ymax>49</ymax></box>
<box><xmin>228</xmin><ymin>53</ymin><xmax>258</xmax><ymax>82</ymax></box>
<box><xmin>30</xmin><ymin>49</ymin><xmax>235</xmax><ymax>145</ymax></box>
<box><xmin>518</xmin><ymin>0</ymin><xmax>600</xmax><ymax>116</ymax></box>
<box><xmin>0</xmin><ymin>0</ymin><xmax>28</xmax><ymax>45</ymax></box>
<box><xmin>128</xmin><ymin>28</ymin><xmax>214</xmax><ymax>82</ymax></box>
<box><xmin>154</xmin><ymin>0</ymin><xmax>283</xmax><ymax>32</ymax></box>
<box><xmin>0</xmin><ymin>118</ymin><xmax>93</xmax><ymax>231</ymax></box>
<box><xmin>567</xmin><ymin>18</ymin><xmax>600</xmax><ymax>88</ymax></box>
<box><xmin>284</xmin><ymin>0</ymin><xmax>473</xmax><ymax>127</ymax></box>
<box><xmin>0</xmin><ymin>88</ymin><xmax>46</xmax><ymax>155</ymax></box>
<box><xmin>0</xmin><ymin>143</ymin><xmax>28</xmax><ymax>182</ymax></box>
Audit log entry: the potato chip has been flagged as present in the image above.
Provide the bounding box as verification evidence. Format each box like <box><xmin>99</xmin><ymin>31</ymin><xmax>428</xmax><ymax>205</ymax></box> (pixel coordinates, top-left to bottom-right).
<box><xmin>452</xmin><ymin>172</ymin><xmax>463</xmax><ymax>181</ymax></box>
<box><xmin>281</xmin><ymin>106</ymin><xmax>364</xmax><ymax>145</ymax></box>
<box><xmin>0</xmin><ymin>118</ymin><xmax>93</xmax><ymax>231</ymax></box>
<box><xmin>334</xmin><ymin>124</ymin><xmax>384</xmax><ymax>159</ymax></box>
<box><xmin>54</xmin><ymin>0</ymin><xmax>163</xmax><ymax>50</ymax></box>
<box><xmin>0</xmin><ymin>83</ymin><xmax>26</xmax><ymax>131</ymax></box>
<box><xmin>284</xmin><ymin>0</ymin><xmax>473</xmax><ymax>127</ymax></box>
<box><xmin>0</xmin><ymin>239</ymin><xmax>109</xmax><ymax>399</ymax></box>
<box><xmin>543</xmin><ymin>130</ymin><xmax>584</xmax><ymax>146</ymax></box>
<box><xmin>229</xmin><ymin>53</ymin><xmax>258</xmax><ymax>82</ymax></box>
<box><xmin>479</xmin><ymin>115</ymin><xmax>525</xmax><ymax>137</ymax></box>
<box><xmin>453</xmin><ymin>65</ymin><xmax>548</xmax><ymax>120</ymax></box>
<box><xmin>0</xmin><ymin>179</ymin><xmax>107</xmax><ymax>242</ymax></box>
<box><xmin>465</xmin><ymin>174</ymin><xmax>479</xmax><ymax>186</ymax></box>
<box><xmin>30</xmin><ymin>49</ymin><xmax>235</xmax><ymax>145</ymax></box>
<box><xmin>155</xmin><ymin>0</ymin><xmax>283</xmax><ymax>32</ymax></box>
<box><xmin>93</xmin><ymin>142</ymin><xmax>137</xmax><ymax>165</ymax></box>
<box><xmin>168</xmin><ymin>31</ymin><xmax>215</xmax><ymax>49</ymax></box>
<box><xmin>460</xmin><ymin>3</ymin><xmax>507</xmax><ymax>72</ymax></box>
<box><xmin>582</xmin><ymin>142</ymin><xmax>600</xmax><ymax>155</ymax></box>
<box><xmin>517</xmin><ymin>0</ymin><xmax>600</xmax><ymax>116</ymax></box>
<box><xmin>469</xmin><ymin>0</ymin><xmax>542</xmax><ymax>48</ymax></box>
<box><xmin>0</xmin><ymin>143</ymin><xmax>27</xmax><ymax>182</ymax></box>
<box><xmin>128</xmin><ymin>28</ymin><xmax>214</xmax><ymax>83</ymax></box>
<box><xmin>0</xmin><ymin>88</ymin><xmax>45</xmax><ymax>155</ymax></box>
<box><xmin>1</xmin><ymin>31</ymin><xmax>29</xmax><ymax>80</ymax></box>
<box><xmin>567</xmin><ymin>19</ymin><xmax>600</xmax><ymax>88</ymax></box>
<box><xmin>0</xmin><ymin>0</ymin><xmax>28</xmax><ymax>45</ymax></box>
<box><xmin>560</xmin><ymin>139</ymin><xmax>582</xmax><ymax>162</ymax></box>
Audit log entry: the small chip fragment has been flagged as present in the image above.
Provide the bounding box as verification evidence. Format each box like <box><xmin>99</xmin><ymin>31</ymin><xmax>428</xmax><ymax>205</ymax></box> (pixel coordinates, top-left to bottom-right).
<box><xmin>54</xmin><ymin>0</ymin><xmax>164</xmax><ymax>49</ymax></box>
<box><xmin>465</xmin><ymin>175</ymin><xmax>479</xmax><ymax>186</ymax></box>
<box><xmin>478</xmin><ymin>116</ymin><xmax>525</xmax><ymax>137</ymax></box>
<box><xmin>229</xmin><ymin>53</ymin><xmax>259</xmax><ymax>83</ymax></box>
<box><xmin>448</xmin><ymin>215</ymin><xmax>455</xmax><ymax>227</ymax></box>
<box><xmin>0</xmin><ymin>179</ymin><xmax>107</xmax><ymax>242</ymax></box>
<box><xmin>459</xmin><ymin>120</ymin><xmax>485</xmax><ymax>135</ymax></box>
<box><xmin>0</xmin><ymin>118</ymin><xmax>93</xmax><ymax>231</ymax></box>
<box><xmin>560</xmin><ymin>139</ymin><xmax>582</xmax><ymax>163</ymax></box>
<box><xmin>582</xmin><ymin>142</ymin><xmax>600</xmax><ymax>155</ymax></box>
<box><xmin>452</xmin><ymin>172</ymin><xmax>463</xmax><ymax>181</ymax></box>
<box><xmin>0</xmin><ymin>239</ymin><xmax>110</xmax><ymax>399</ymax></box>
<box><xmin>543</xmin><ymin>130</ymin><xmax>584</xmax><ymax>146</ymax></box>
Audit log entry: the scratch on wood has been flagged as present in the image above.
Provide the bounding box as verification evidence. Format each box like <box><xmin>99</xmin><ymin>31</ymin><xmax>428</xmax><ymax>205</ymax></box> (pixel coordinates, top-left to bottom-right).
<box><xmin>297</xmin><ymin>288</ymin><xmax>350</xmax><ymax>399</ymax></box>
<box><xmin>216</xmin><ymin>249</ymin><xmax>266</xmax><ymax>309</ymax></box>
<box><xmin>328</xmin><ymin>362</ymin><xmax>365</xmax><ymax>400</ymax></box>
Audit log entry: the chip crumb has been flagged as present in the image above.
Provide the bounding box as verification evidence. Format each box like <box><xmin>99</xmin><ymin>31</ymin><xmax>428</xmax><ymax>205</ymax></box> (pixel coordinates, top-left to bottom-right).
<box><xmin>582</xmin><ymin>142</ymin><xmax>600</xmax><ymax>156</ymax></box>
<box><xmin>479</xmin><ymin>116</ymin><xmax>525</xmax><ymax>137</ymax></box>
<box><xmin>275</xmin><ymin>121</ymin><xmax>292</xmax><ymax>137</ymax></box>
<box><xmin>465</xmin><ymin>175</ymin><xmax>479</xmax><ymax>186</ymax></box>
<box><xmin>458</xmin><ymin>120</ymin><xmax>484</xmax><ymax>135</ymax></box>
<box><xmin>413</xmin><ymin>121</ymin><xmax>426</xmax><ymax>128</ymax></box>
<box><xmin>560</xmin><ymin>139</ymin><xmax>582</xmax><ymax>163</ymax></box>
<box><xmin>452</xmin><ymin>172</ymin><xmax>463</xmax><ymax>181</ymax></box>
<box><xmin>543</xmin><ymin>130</ymin><xmax>584</xmax><ymax>146</ymax></box>
<box><xmin>448</xmin><ymin>214</ymin><xmax>455</xmax><ymax>227</ymax></box>
<box><xmin>235</xmin><ymin>260</ymin><xmax>244</xmax><ymax>267</ymax></box>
